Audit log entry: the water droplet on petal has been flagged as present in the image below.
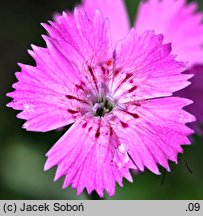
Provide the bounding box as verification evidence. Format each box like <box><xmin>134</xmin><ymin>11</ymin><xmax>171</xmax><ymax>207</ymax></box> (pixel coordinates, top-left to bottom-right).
<box><xmin>112</xmin><ymin>144</ymin><xmax>129</xmax><ymax>169</ymax></box>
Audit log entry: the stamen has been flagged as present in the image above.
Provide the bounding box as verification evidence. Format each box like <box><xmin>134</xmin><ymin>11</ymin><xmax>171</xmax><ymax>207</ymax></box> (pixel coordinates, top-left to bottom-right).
<box><xmin>93</xmin><ymin>97</ymin><xmax>114</xmax><ymax>117</ymax></box>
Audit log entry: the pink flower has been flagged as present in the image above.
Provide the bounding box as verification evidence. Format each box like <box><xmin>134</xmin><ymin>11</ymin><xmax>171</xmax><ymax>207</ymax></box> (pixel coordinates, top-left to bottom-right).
<box><xmin>79</xmin><ymin>0</ymin><xmax>203</xmax><ymax>132</ymax></box>
<box><xmin>7</xmin><ymin>8</ymin><xmax>195</xmax><ymax>197</ymax></box>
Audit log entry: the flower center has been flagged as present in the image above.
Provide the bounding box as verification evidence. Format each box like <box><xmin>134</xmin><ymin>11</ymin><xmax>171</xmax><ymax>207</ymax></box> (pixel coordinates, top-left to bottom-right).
<box><xmin>93</xmin><ymin>96</ymin><xmax>114</xmax><ymax>117</ymax></box>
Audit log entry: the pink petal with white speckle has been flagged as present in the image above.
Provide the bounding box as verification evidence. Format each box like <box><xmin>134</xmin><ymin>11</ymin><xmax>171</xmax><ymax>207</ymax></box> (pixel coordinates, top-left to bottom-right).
<box><xmin>112</xmin><ymin>97</ymin><xmax>195</xmax><ymax>174</ymax></box>
<box><xmin>45</xmin><ymin>117</ymin><xmax>135</xmax><ymax>197</ymax></box>
<box><xmin>7</xmin><ymin>61</ymin><xmax>79</xmax><ymax>131</ymax></box>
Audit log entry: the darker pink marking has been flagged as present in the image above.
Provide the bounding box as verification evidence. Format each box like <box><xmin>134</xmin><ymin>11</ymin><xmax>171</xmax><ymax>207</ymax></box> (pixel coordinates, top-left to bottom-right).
<box><xmin>82</xmin><ymin>122</ymin><xmax>87</xmax><ymax>128</ymax></box>
<box><xmin>114</xmin><ymin>67</ymin><xmax>122</xmax><ymax>78</ymax></box>
<box><xmin>66</xmin><ymin>95</ymin><xmax>76</xmax><ymax>100</ymax></box>
<box><xmin>88</xmin><ymin>65</ymin><xmax>99</xmax><ymax>91</ymax></box>
<box><xmin>110</xmin><ymin>127</ymin><xmax>113</xmax><ymax>136</ymax></box>
<box><xmin>128</xmin><ymin>86</ymin><xmax>137</xmax><ymax>93</ymax></box>
<box><xmin>120</xmin><ymin>121</ymin><xmax>129</xmax><ymax>128</ymax></box>
<box><xmin>127</xmin><ymin>112</ymin><xmax>139</xmax><ymax>119</ymax></box>
<box><xmin>122</xmin><ymin>73</ymin><xmax>133</xmax><ymax>83</ymax></box>
<box><xmin>81</xmin><ymin>81</ymin><xmax>85</xmax><ymax>86</ymax></box>
<box><xmin>101</xmin><ymin>66</ymin><xmax>106</xmax><ymax>74</ymax></box>
<box><xmin>95</xmin><ymin>127</ymin><xmax>100</xmax><ymax>138</ymax></box>
<box><xmin>67</xmin><ymin>109</ymin><xmax>79</xmax><ymax>114</ymax></box>
<box><xmin>113</xmin><ymin>72</ymin><xmax>133</xmax><ymax>94</ymax></box>
<box><xmin>66</xmin><ymin>95</ymin><xmax>88</xmax><ymax>104</ymax></box>
<box><xmin>132</xmin><ymin>102</ymin><xmax>141</xmax><ymax>107</ymax></box>
<box><xmin>88</xmin><ymin>127</ymin><xmax>92</xmax><ymax>132</ymax></box>
<box><xmin>75</xmin><ymin>84</ymin><xmax>84</xmax><ymax>91</ymax></box>
<box><xmin>106</xmin><ymin>60</ymin><xmax>113</xmax><ymax>66</ymax></box>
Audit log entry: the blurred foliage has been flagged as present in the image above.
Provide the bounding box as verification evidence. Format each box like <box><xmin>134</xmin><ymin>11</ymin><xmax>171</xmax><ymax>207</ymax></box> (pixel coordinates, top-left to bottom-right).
<box><xmin>0</xmin><ymin>0</ymin><xmax>203</xmax><ymax>200</ymax></box>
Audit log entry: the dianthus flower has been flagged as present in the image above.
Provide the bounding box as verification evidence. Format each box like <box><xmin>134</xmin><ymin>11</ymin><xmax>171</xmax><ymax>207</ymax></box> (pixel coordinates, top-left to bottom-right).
<box><xmin>7</xmin><ymin>7</ymin><xmax>195</xmax><ymax>196</ymax></box>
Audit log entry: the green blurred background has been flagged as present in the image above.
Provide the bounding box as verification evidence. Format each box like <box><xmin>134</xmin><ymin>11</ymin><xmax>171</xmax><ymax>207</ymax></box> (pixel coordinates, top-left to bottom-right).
<box><xmin>1</xmin><ymin>0</ymin><xmax>203</xmax><ymax>200</ymax></box>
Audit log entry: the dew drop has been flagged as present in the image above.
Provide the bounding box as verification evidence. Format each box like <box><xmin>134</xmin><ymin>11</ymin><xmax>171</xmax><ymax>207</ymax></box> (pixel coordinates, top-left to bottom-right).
<box><xmin>112</xmin><ymin>144</ymin><xmax>129</xmax><ymax>169</ymax></box>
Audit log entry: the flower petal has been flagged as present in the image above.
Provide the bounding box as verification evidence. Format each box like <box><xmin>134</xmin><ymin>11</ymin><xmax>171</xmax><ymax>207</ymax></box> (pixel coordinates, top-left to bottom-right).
<box><xmin>81</xmin><ymin>0</ymin><xmax>130</xmax><ymax>46</ymax></box>
<box><xmin>175</xmin><ymin>65</ymin><xmax>203</xmax><ymax>134</ymax></box>
<box><xmin>135</xmin><ymin>0</ymin><xmax>203</xmax><ymax>66</ymax></box>
<box><xmin>111</xmin><ymin>30</ymin><xmax>190</xmax><ymax>101</ymax></box>
<box><xmin>112</xmin><ymin>97</ymin><xmax>195</xmax><ymax>174</ymax></box>
<box><xmin>7</xmin><ymin>8</ymin><xmax>111</xmax><ymax>132</ymax></box>
<box><xmin>43</xmin><ymin>8</ymin><xmax>112</xmax><ymax>72</ymax></box>
<box><xmin>44</xmin><ymin>117</ymin><xmax>135</xmax><ymax>197</ymax></box>
<box><xmin>6</xmin><ymin>62</ymin><xmax>79</xmax><ymax>132</ymax></box>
